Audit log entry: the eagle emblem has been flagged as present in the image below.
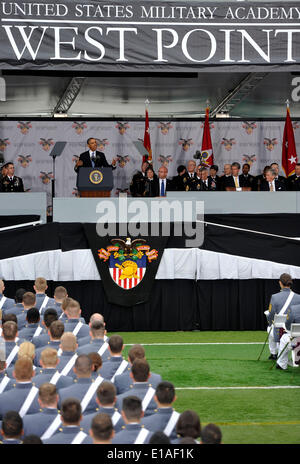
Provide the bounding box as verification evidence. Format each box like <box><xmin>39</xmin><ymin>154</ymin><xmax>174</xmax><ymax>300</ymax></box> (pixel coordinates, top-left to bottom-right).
<box><xmin>98</xmin><ymin>237</ymin><xmax>158</xmax><ymax>289</ymax></box>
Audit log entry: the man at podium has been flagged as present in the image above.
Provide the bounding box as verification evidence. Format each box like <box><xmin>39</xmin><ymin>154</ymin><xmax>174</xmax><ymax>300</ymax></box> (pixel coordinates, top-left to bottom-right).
<box><xmin>74</xmin><ymin>137</ymin><xmax>117</xmax><ymax>172</ymax></box>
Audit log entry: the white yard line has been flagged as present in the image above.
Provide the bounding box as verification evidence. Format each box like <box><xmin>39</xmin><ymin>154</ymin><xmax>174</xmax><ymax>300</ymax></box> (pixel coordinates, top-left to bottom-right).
<box><xmin>125</xmin><ymin>342</ymin><xmax>263</xmax><ymax>346</ymax></box>
<box><xmin>176</xmin><ymin>386</ymin><xmax>300</xmax><ymax>390</ymax></box>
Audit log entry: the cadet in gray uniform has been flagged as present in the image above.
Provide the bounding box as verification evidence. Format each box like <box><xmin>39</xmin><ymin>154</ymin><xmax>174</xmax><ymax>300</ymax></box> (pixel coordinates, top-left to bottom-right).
<box><xmin>33</xmin><ymin>277</ymin><xmax>55</xmax><ymax>312</ymax></box>
<box><xmin>0</xmin><ymin>358</ymin><xmax>40</xmax><ymax>420</ymax></box>
<box><xmin>58</xmin><ymin>355</ymin><xmax>102</xmax><ymax>414</ymax></box>
<box><xmin>42</xmin><ymin>398</ymin><xmax>92</xmax><ymax>444</ymax></box>
<box><xmin>171</xmin><ymin>410</ymin><xmax>201</xmax><ymax>444</ymax></box>
<box><xmin>112</xmin><ymin>396</ymin><xmax>150</xmax><ymax>444</ymax></box>
<box><xmin>77</xmin><ymin>313</ymin><xmax>107</xmax><ymax>346</ymax></box>
<box><xmin>266</xmin><ymin>273</ymin><xmax>300</xmax><ymax>359</ymax></box>
<box><xmin>115</xmin><ymin>359</ymin><xmax>157</xmax><ymax>417</ymax></box>
<box><xmin>2</xmin><ymin>321</ymin><xmax>20</xmax><ymax>368</ymax></box>
<box><xmin>100</xmin><ymin>335</ymin><xmax>128</xmax><ymax>381</ymax></box>
<box><xmin>0</xmin><ymin>360</ymin><xmax>13</xmax><ymax>394</ymax></box>
<box><xmin>63</xmin><ymin>299</ymin><xmax>90</xmax><ymax>339</ymax></box>
<box><xmin>277</xmin><ymin>303</ymin><xmax>300</xmax><ymax>370</ymax></box>
<box><xmin>141</xmin><ymin>381</ymin><xmax>179</xmax><ymax>441</ymax></box>
<box><xmin>114</xmin><ymin>344</ymin><xmax>162</xmax><ymax>395</ymax></box>
<box><xmin>81</xmin><ymin>381</ymin><xmax>124</xmax><ymax>434</ymax></box>
<box><xmin>0</xmin><ymin>280</ymin><xmax>15</xmax><ymax>312</ymax></box>
<box><xmin>32</xmin><ymin>348</ymin><xmax>74</xmax><ymax>390</ymax></box>
<box><xmin>89</xmin><ymin>413</ymin><xmax>114</xmax><ymax>444</ymax></box>
<box><xmin>17</xmin><ymin>292</ymin><xmax>37</xmax><ymax>331</ymax></box>
<box><xmin>34</xmin><ymin>320</ymin><xmax>64</xmax><ymax>367</ymax></box>
<box><xmin>22</xmin><ymin>383</ymin><xmax>60</xmax><ymax>438</ymax></box>
<box><xmin>41</xmin><ymin>286</ymin><xmax>68</xmax><ymax>317</ymax></box>
<box><xmin>3</xmin><ymin>288</ymin><xmax>27</xmax><ymax>316</ymax></box>
<box><xmin>0</xmin><ymin>411</ymin><xmax>23</xmax><ymax>444</ymax></box>
<box><xmin>55</xmin><ymin>333</ymin><xmax>78</xmax><ymax>376</ymax></box>
<box><xmin>31</xmin><ymin>308</ymin><xmax>58</xmax><ymax>349</ymax></box>
<box><xmin>18</xmin><ymin>308</ymin><xmax>42</xmax><ymax>342</ymax></box>
<box><xmin>77</xmin><ymin>321</ymin><xmax>110</xmax><ymax>362</ymax></box>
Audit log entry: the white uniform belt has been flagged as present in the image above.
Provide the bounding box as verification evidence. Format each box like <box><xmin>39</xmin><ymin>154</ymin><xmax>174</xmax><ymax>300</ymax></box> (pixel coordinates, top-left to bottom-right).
<box><xmin>19</xmin><ymin>386</ymin><xmax>39</xmax><ymax>417</ymax></box>
<box><xmin>80</xmin><ymin>376</ymin><xmax>104</xmax><ymax>413</ymax></box>
<box><xmin>134</xmin><ymin>428</ymin><xmax>149</xmax><ymax>444</ymax></box>
<box><xmin>142</xmin><ymin>387</ymin><xmax>155</xmax><ymax>412</ymax></box>
<box><xmin>163</xmin><ymin>411</ymin><xmax>180</xmax><ymax>436</ymax></box>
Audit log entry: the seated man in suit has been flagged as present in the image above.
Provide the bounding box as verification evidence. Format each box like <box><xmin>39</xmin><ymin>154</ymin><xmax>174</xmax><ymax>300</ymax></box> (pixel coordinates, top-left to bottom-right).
<box><xmin>74</xmin><ymin>137</ymin><xmax>117</xmax><ymax>173</ymax></box>
<box><xmin>260</xmin><ymin>168</ymin><xmax>286</xmax><ymax>191</ymax></box>
<box><xmin>241</xmin><ymin>163</ymin><xmax>255</xmax><ymax>189</ymax></box>
<box><xmin>223</xmin><ymin>162</ymin><xmax>251</xmax><ymax>190</ymax></box>
<box><xmin>157</xmin><ymin>166</ymin><xmax>172</xmax><ymax>197</ymax></box>
<box><xmin>270</xmin><ymin>162</ymin><xmax>287</xmax><ymax>187</ymax></box>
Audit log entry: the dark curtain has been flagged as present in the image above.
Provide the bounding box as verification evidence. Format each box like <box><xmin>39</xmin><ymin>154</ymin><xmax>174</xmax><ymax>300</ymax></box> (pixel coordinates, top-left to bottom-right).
<box><xmin>4</xmin><ymin>278</ymin><xmax>299</xmax><ymax>332</ymax></box>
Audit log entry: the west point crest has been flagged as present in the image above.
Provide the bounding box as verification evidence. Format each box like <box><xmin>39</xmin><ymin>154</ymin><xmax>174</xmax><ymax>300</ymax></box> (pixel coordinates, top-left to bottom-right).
<box><xmin>98</xmin><ymin>238</ymin><xmax>158</xmax><ymax>290</ymax></box>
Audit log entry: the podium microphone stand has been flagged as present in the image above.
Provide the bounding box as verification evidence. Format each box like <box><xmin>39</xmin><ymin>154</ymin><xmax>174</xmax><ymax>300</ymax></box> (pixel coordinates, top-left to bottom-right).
<box><xmin>49</xmin><ymin>141</ymin><xmax>67</xmax><ymax>211</ymax></box>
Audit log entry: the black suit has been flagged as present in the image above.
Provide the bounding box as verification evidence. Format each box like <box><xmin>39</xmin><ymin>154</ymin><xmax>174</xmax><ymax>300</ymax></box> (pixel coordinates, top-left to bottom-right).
<box><xmin>74</xmin><ymin>150</ymin><xmax>115</xmax><ymax>173</ymax></box>
<box><xmin>143</xmin><ymin>177</ymin><xmax>172</xmax><ymax>197</ymax></box>
<box><xmin>222</xmin><ymin>174</ymin><xmax>251</xmax><ymax>189</ymax></box>
<box><xmin>260</xmin><ymin>179</ymin><xmax>286</xmax><ymax>191</ymax></box>
<box><xmin>190</xmin><ymin>177</ymin><xmax>216</xmax><ymax>191</ymax></box>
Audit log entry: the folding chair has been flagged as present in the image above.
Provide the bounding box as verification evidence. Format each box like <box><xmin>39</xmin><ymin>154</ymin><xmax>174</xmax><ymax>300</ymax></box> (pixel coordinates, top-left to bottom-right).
<box><xmin>258</xmin><ymin>313</ymin><xmax>287</xmax><ymax>361</ymax></box>
<box><xmin>290</xmin><ymin>324</ymin><xmax>300</xmax><ymax>368</ymax></box>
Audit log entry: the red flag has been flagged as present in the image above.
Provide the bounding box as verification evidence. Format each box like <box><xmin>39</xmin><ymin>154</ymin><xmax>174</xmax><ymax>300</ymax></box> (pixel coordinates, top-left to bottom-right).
<box><xmin>282</xmin><ymin>107</ymin><xmax>297</xmax><ymax>177</ymax></box>
<box><xmin>201</xmin><ymin>107</ymin><xmax>214</xmax><ymax>166</ymax></box>
<box><xmin>143</xmin><ymin>109</ymin><xmax>152</xmax><ymax>163</ymax></box>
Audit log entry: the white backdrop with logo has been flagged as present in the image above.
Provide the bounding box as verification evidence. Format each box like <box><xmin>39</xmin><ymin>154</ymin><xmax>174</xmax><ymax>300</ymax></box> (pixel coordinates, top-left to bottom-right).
<box><xmin>0</xmin><ymin>119</ymin><xmax>299</xmax><ymax>211</ymax></box>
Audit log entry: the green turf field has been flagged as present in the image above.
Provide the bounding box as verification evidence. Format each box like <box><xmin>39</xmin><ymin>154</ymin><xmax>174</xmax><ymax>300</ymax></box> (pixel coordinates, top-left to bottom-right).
<box><xmin>111</xmin><ymin>331</ymin><xmax>300</xmax><ymax>444</ymax></box>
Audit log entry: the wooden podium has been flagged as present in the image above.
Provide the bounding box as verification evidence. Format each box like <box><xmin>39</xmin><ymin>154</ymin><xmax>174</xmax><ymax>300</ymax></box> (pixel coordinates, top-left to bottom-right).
<box><xmin>76</xmin><ymin>167</ymin><xmax>113</xmax><ymax>197</ymax></box>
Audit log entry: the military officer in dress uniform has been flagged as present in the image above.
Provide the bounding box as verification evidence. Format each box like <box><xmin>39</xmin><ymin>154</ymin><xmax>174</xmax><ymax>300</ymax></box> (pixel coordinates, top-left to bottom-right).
<box><xmin>112</xmin><ymin>396</ymin><xmax>150</xmax><ymax>444</ymax></box>
<box><xmin>41</xmin><ymin>286</ymin><xmax>67</xmax><ymax>317</ymax></box>
<box><xmin>115</xmin><ymin>359</ymin><xmax>157</xmax><ymax>417</ymax></box>
<box><xmin>287</xmin><ymin>163</ymin><xmax>300</xmax><ymax>191</ymax></box>
<box><xmin>0</xmin><ymin>162</ymin><xmax>24</xmax><ymax>192</ymax></box>
<box><xmin>141</xmin><ymin>381</ymin><xmax>179</xmax><ymax>441</ymax></box>
<box><xmin>0</xmin><ymin>358</ymin><xmax>40</xmax><ymax>420</ymax></box>
<box><xmin>0</xmin><ymin>411</ymin><xmax>23</xmax><ymax>444</ymax></box>
<box><xmin>114</xmin><ymin>344</ymin><xmax>162</xmax><ymax>395</ymax></box>
<box><xmin>183</xmin><ymin>160</ymin><xmax>197</xmax><ymax>191</ymax></box>
<box><xmin>99</xmin><ymin>335</ymin><xmax>128</xmax><ymax>381</ymax></box>
<box><xmin>266</xmin><ymin>273</ymin><xmax>300</xmax><ymax>359</ymax></box>
<box><xmin>81</xmin><ymin>381</ymin><xmax>125</xmax><ymax>434</ymax></box>
<box><xmin>276</xmin><ymin>303</ymin><xmax>300</xmax><ymax>370</ymax></box>
<box><xmin>76</xmin><ymin>321</ymin><xmax>110</xmax><ymax>362</ymax></box>
<box><xmin>42</xmin><ymin>398</ymin><xmax>92</xmax><ymax>444</ymax></box>
<box><xmin>130</xmin><ymin>161</ymin><xmax>149</xmax><ymax>197</ymax></box>
<box><xmin>22</xmin><ymin>383</ymin><xmax>61</xmax><ymax>438</ymax></box>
